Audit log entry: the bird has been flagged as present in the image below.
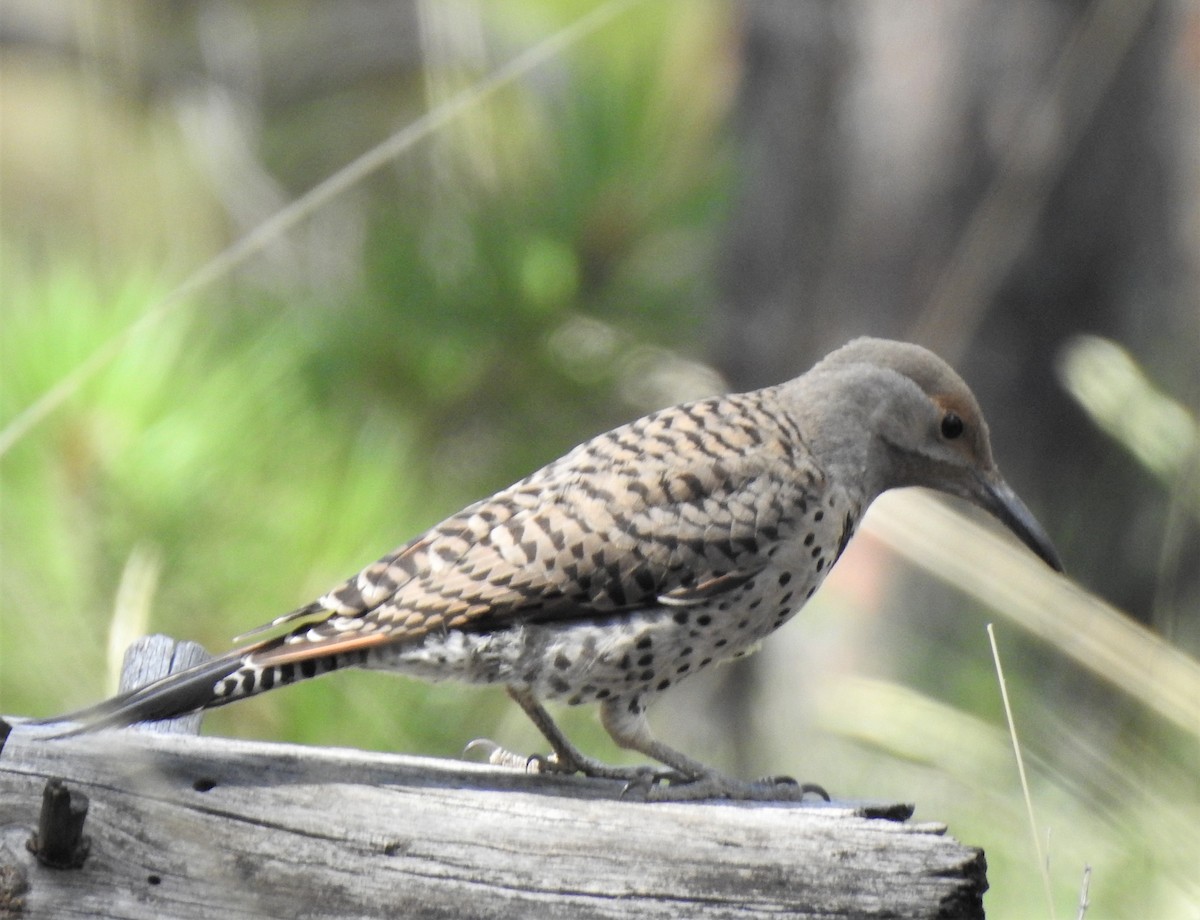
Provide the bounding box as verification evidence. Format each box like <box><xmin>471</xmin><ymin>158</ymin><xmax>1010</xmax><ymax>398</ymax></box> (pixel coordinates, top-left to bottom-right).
<box><xmin>35</xmin><ymin>338</ymin><xmax>1063</xmax><ymax>801</ymax></box>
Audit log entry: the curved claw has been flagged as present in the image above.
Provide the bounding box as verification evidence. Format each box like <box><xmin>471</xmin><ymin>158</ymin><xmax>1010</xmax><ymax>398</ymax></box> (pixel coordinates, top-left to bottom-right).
<box><xmin>462</xmin><ymin>738</ymin><xmax>499</xmax><ymax>760</ymax></box>
<box><xmin>463</xmin><ymin>738</ymin><xmax>542</xmax><ymax>772</ymax></box>
<box><xmin>797</xmin><ymin>781</ymin><xmax>831</xmax><ymax>802</ymax></box>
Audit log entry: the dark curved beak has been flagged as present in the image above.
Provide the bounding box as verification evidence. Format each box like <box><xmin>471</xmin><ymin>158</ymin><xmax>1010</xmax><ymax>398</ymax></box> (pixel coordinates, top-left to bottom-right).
<box><xmin>975</xmin><ymin>474</ymin><xmax>1064</xmax><ymax>572</ymax></box>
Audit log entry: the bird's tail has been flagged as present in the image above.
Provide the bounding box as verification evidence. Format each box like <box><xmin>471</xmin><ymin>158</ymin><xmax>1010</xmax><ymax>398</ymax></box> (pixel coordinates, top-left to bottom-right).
<box><xmin>28</xmin><ymin>631</ymin><xmax>362</xmax><ymax>736</ymax></box>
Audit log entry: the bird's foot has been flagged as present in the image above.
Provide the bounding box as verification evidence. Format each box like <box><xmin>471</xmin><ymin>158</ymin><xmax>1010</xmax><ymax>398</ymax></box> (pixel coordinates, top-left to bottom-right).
<box><xmin>628</xmin><ymin>771</ymin><xmax>830</xmax><ymax>803</ymax></box>
<box><xmin>464</xmin><ymin>738</ymin><xmax>542</xmax><ymax>772</ymax></box>
<box><xmin>463</xmin><ymin>739</ymin><xmax>682</xmax><ymax>784</ymax></box>
<box><xmin>463</xmin><ymin>740</ymin><xmax>827</xmax><ymax>801</ymax></box>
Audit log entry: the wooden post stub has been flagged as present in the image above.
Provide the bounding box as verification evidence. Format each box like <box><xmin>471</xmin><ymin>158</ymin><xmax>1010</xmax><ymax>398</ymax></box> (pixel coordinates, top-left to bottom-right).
<box><xmin>119</xmin><ymin>635</ymin><xmax>211</xmax><ymax>736</ymax></box>
<box><xmin>25</xmin><ymin>778</ymin><xmax>90</xmax><ymax>870</ymax></box>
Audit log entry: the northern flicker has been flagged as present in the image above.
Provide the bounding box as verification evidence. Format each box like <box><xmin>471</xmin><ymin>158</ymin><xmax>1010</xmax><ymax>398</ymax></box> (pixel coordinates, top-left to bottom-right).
<box><xmin>37</xmin><ymin>338</ymin><xmax>1062</xmax><ymax>801</ymax></box>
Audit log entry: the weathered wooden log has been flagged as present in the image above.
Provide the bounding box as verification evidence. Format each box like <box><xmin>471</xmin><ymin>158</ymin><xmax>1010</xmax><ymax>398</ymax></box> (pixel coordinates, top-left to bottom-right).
<box><xmin>0</xmin><ymin>635</ymin><xmax>988</xmax><ymax>918</ymax></box>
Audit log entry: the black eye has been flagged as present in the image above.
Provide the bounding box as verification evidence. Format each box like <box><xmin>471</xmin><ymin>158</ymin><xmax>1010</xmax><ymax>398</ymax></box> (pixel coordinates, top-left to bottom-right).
<box><xmin>941</xmin><ymin>412</ymin><xmax>964</xmax><ymax>439</ymax></box>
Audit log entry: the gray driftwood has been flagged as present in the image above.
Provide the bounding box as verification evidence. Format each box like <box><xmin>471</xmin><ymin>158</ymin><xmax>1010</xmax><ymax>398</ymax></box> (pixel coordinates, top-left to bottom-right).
<box><xmin>0</xmin><ymin>635</ymin><xmax>987</xmax><ymax>919</ymax></box>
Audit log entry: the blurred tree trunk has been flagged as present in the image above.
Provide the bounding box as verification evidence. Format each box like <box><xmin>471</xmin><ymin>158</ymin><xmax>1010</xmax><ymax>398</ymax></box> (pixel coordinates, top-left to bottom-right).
<box><xmin>714</xmin><ymin>0</ymin><xmax>855</xmax><ymax>386</ymax></box>
<box><xmin>701</xmin><ymin>0</ymin><xmax>1198</xmax><ymax>774</ymax></box>
<box><xmin>715</xmin><ymin>0</ymin><xmax>1196</xmax><ymax>636</ymax></box>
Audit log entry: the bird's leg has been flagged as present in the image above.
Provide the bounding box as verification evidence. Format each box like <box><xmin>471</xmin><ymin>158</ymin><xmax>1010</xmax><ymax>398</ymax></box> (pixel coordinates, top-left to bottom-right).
<box><xmin>473</xmin><ymin>687</ymin><xmax>679</xmax><ymax>784</ymax></box>
<box><xmin>599</xmin><ymin>699</ymin><xmax>829</xmax><ymax>803</ymax></box>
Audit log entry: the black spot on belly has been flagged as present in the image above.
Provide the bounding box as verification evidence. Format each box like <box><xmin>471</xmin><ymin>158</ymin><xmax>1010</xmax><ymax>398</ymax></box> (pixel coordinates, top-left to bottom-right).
<box><xmin>549</xmin><ymin>676</ymin><xmax>571</xmax><ymax>694</ymax></box>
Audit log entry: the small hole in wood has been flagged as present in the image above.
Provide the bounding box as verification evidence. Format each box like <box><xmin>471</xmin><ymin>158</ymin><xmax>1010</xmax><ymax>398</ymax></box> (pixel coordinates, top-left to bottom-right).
<box><xmin>192</xmin><ymin>778</ymin><xmax>217</xmax><ymax>793</ymax></box>
<box><xmin>147</xmin><ymin>874</ymin><xmax>162</xmax><ymax>886</ymax></box>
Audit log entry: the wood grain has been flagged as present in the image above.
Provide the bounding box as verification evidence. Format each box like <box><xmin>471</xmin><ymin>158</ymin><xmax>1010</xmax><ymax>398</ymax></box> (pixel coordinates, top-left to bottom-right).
<box><xmin>0</xmin><ymin>723</ymin><xmax>985</xmax><ymax>919</ymax></box>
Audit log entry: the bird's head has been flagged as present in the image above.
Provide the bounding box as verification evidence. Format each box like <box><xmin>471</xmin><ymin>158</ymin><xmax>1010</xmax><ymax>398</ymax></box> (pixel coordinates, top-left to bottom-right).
<box><xmin>797</xmin><ymin>337</ymin><xmax>1063</xmax><ymax>572</ymax></box>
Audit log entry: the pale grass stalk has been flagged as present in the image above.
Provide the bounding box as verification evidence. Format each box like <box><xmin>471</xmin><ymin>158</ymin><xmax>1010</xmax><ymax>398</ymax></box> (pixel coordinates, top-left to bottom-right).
<box><xmin>107</xmin><ymin>545</ymin><xmax>162</xmax><ymax>696</ymax></box>
<box><xmin>866</xmin><ymin>490</ymin><xmax>1200</xmax><ymax>738</ymax></box>
<box><xmin>1075</xmin><ymin>864</ymin><xmax>1091</xmax><ymax>920</ymax></box>
<box><xmin>988</xmin><ymin>623</ymin><xmax>1056</xmax><ymax>920</ymax></box>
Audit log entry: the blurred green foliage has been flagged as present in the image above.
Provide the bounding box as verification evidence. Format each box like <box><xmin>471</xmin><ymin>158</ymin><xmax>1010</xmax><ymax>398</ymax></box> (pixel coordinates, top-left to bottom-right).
<box><xmin>1</xmin><ymin>0</ymin><xmax>733</xmax><ymax>755</ymax></box>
